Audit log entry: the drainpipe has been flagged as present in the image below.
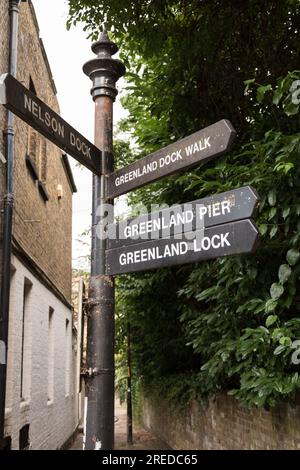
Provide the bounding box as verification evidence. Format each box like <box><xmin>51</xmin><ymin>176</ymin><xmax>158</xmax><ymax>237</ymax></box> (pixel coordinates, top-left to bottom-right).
<box><xmin>0</xmin><ymin>0</ymin><xmax>21</xmax><ymax>449</ymax></box>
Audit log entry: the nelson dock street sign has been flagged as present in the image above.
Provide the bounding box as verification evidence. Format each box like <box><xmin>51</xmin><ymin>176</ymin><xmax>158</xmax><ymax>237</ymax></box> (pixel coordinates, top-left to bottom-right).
<box><xmin>107</xmin><ymin>119</ymin><xmax>236</xmax><ymax>198</ymax></box>
<box><xmin>0</xmin><ymin>73</ymin><xmax>100</xmax><ymax>174</ymax></box>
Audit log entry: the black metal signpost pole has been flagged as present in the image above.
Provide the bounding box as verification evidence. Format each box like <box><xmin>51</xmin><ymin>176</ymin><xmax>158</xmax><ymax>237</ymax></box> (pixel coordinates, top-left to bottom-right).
<box><xmin>83</xmin><ymin>31</ymin><xmax>125</xmax><ymax>450</ymax></box>
<box><xmin>127</xmin><ymin>321</ymin><xmax>133</xmax><ymax>445</ymax></box>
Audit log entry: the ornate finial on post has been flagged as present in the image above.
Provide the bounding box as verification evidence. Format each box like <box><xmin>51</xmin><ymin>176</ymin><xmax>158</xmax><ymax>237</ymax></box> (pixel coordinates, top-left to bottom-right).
<box><xmin>83</xmin><ymin>32</ymin><xmax>125</xmax><ymax>101</ymax></box>
<box><xmin>8</xmin><ymin>0</ymin><xmax>20</xmax><ymax>13</ymax></box>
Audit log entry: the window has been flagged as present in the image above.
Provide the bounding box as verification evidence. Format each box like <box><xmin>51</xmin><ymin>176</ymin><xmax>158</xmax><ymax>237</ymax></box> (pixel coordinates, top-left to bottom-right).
<box><xmin>26</xmin><ymin>77</ymin><xmax>48</xmax><ymax>188</ymax></box>
<box><xmin>29</xmin><ymin>76</ymin><xmax>36</xmax><ymax>95</ymax></box>
<box><xmin>40</xmin><ymin>138</ymin><xmax>47</xmax><ymax>182</ymax></box>
<box><xmin>47</xmin><ymin>308</ymin><xmax>54</xmax><ymax>402</ymax></box>
<box><xmin>27</xmin><ymin>131</ymin><xmax>49</xmax><ymax>201</ymax></box>
<box><xmin>19</xmin><ymin>424</ymin><xmax>30</xmax><ymax>450</ymax></box>
<box><xmin>27</xmin><ymin>132</ymin><xmax>48</xmax><ymax>184</ymax></box>
<box><xmin>65</xmin><ymin>318</ymin><xmax>71</xmax><ymax>396</ymax></box>
<box><xmin>27</xmin><ymin>77</ymin><xmax>38</xmax><ymax>170</ymax></box>
<box><xmin>20</xmin><ymin>279</ymin><xmax>32</xmax><ymax>401</ymax></box>
<box><xmin>28</xmin><ymin>130</ymin><xmax>39</xmax><ymax>169</ymax></box>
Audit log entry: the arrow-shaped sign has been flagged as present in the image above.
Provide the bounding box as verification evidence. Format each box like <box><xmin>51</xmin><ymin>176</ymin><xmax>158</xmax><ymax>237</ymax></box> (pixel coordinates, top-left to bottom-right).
<box><xmin>0</xmin><ymin>73</ymin><xmax>100</xmax><ymax>174</ymax></box>
<box><xmin>107</xmin><ymin>186</ymin><xmax>259</xmax><ymax>249</ymax></box>
<box><xmin>106</xmin><ymin>219</ymin><xmax>260</xmax><ymax>275</ymax></box>
<box><xmin>107</xmin><ymin>119</ymin><xmax>236</xmax><ymax>199</ymax></box>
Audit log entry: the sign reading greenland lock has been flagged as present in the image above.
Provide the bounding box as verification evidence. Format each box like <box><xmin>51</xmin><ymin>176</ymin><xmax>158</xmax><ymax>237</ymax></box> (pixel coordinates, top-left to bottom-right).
<box><xmin>0</xmin><ymin>73</ymin><xmax>100</xmax><ymax>174</ymax></box>
<box><xmin>106</xmin><ymin>219</ymin><xmax>259</xmax><ymax>275</ymax></box>
<box><xmin>107</xmin><ymin>119</ymin><xmax>236</xmax><ymax>199</ymax></box>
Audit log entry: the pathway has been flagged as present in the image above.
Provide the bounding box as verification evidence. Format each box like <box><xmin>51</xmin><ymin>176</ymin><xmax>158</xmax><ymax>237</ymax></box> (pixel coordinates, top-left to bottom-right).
<box><xmin>68</xmin><ymin>397</ymin><xmax>170</xmax><ymax>450</ymax></box>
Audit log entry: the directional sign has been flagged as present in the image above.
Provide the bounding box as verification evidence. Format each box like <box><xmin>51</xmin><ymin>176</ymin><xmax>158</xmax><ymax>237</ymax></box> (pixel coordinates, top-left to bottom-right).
<box><xmin>0</xmin><ymin>73</ymin><xmax>100</xmax><ymax>174</ymax></box>
<box><xmin>107</xmin><ymin>186</ymin><xmax>259</xmax><ymax>249</ymax></box>
<box><xmin>107</xmin><ymin>119</ymin><xmax>236</xmax><ymax>199</ymax></box>
<box><xmin>106</xmin><ymin>219</ymin><xmax>259</xmax><ymax>275</ymax></box>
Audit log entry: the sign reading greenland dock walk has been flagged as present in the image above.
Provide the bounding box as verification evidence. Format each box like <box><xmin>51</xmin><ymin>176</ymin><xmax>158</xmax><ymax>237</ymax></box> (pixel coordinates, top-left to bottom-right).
<box><xmin>106</xmin><ymin>219</ymin><xmax>259</xmax><ymax>275</ymax></box>
<box><xmin>107</xmin><ymin>119</ymin><xmax>236</xmax><ymax>199</ymax></box>
<box><xmin>0</xmin><ymin>73</ymin><xmax>100</xmax><ymax>174</ymax></box>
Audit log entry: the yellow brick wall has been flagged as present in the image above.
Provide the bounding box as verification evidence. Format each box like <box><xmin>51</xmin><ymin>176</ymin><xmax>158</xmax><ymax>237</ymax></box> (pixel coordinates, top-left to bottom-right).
<box><xmin>0</xmin><ymin>1</ymin><xmax>74</xmax><ymax>303</ymax></box>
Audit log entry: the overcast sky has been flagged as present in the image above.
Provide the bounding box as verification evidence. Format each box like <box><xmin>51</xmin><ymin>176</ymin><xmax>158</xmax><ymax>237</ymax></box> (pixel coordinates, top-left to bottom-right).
<box><xmin>32</xmin><ymin>0</ymin><xmax>127</xmax><ymax>271</ymax></box>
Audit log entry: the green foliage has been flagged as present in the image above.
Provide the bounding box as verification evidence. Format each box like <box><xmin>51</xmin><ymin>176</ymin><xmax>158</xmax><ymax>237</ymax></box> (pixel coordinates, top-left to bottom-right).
<box><xmin>68</xmin><ymin>1</ymin><xmax>300</xmax><ymax>409</ymax></box>
<box><xmin>115</xmin><ymin>354</ymin><xmax>128</xmax><ymax>404</ymax></box>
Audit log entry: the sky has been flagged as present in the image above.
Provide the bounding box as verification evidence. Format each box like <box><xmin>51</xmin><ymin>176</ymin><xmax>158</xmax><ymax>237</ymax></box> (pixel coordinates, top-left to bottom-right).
<box><xmin>32</xmin><ymin>0</ymin><xmax>127</xmax><ymax>271</ymax></box>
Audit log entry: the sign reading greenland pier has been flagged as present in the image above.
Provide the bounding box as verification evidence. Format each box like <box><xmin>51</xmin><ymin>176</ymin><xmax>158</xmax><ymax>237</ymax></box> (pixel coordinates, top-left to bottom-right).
<box><xmin>0</xmin><ymin>73</ymin><xmax>100</xmax><ymax>174</ymax></box>
<box><xmin>107</xmin><ymin>186</ymin><xmax>259</xmax><ymax>249</ymax></box>
<box><xmin>107</xmin><ymin>119</ymin><xmax>236</xmax><ymax>199</ymax></box>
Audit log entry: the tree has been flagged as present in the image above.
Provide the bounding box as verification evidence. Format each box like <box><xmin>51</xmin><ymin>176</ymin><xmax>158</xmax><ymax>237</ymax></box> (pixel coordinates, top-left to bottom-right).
<box><xmin>68</xmin><ymin>0</ymin><xmax>300</xmax><ymax>408</ymax></box>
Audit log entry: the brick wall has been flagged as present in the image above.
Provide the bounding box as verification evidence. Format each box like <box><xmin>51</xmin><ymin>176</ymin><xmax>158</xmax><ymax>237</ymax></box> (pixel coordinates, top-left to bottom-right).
<box><xmin>4</xmin><ymin>255</ymin><xmax>77</xmax><ymax>449</ymax></box>
<box><xmin>0</xmin><ymin>1</ymin><xmax>78</xmax><ymax>450</ymax></box>
<box><xmin>142</xmin><ymin>393</ymin><xmax>300</xmax><ymax>450</ymax></box>
<box><xmin>0</xmin><ymin>1</ymin><xmax>74</xmax><ymax>304</ymax></box>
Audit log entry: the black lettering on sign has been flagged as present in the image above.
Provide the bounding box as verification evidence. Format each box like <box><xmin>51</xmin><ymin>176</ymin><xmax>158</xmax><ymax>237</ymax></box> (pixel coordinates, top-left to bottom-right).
<box><xmin>106</xmin><ymin>219</ymin><xmax>260</xmax><ymax>275</ymax></box>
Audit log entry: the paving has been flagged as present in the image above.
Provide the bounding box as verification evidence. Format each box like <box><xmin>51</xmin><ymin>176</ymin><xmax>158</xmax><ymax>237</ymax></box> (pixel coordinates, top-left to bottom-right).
<box><xmin>68</xmin><ymin>397</ymin><xmax>170</xmax><ymax>450</ymax></box>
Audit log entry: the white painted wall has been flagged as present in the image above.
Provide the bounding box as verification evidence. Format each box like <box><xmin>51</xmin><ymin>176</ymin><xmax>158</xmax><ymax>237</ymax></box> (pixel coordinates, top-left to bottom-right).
<box><xmin>4</xmin><ymin>255</ymin><xmax>78</xmax><ymax>449</ymax></box>
<box><xmin>75</xmin><ymin>278</ymin><xmax>84</xmax><ymax>427</ymax></box>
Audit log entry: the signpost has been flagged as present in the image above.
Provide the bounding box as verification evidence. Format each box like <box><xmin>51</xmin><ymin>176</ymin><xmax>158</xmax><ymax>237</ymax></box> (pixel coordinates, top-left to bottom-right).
<box><xmin>106</xmin><ymin>219</ymin><xmax>259</xmax><ymax>275</ymax></box>
<box><xmin>107</xmin><ymin>186</ymin><xmax>259</xmax><ymax>249</ymax></box>
<box><xmin>107</xmin><ymin>119</ymin><xmax>236</xmax><ymax>199</ymax></box>
<box><xmin>0</xmin><ymin>30</ymin><xmax>261</xmax><ymax>451</ymax></box>
<box><xmin>0</xmin><ymin>73</ymin><xmax>100</xmax><ymax>174</ymax></box>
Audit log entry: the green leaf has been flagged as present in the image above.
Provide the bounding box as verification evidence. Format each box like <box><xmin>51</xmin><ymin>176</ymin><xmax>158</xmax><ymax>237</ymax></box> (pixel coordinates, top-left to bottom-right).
<box><xmin>256</xmin><ymin>84</ymin><xmax>272</xmax><ymax>103</ymax></box>
<box><xmin>273</xmin><ymin>88</ymin><xmax>282</xmax><ymax>106</ymax></box>
<box><xmin>268</xmin><ymin>208</ymin><xmax>277</xmax><ymax>220</ymax></box>
<box><xmin>268</xmin><ymin>189</ymin><xmax>276</xmax><ymax>206</ymax></box>
<box><xmin>265</xmin><ymin>299</ymin><xmax>277</xmax><ymax>313</ymax></box>
<box><xmin>274</xmin><ymin>345</ymin><xmax>286</xmax><ymax>355</ymax></box>
<box><xmin>244</xmin><ymin>78</ymin><xmax>255</xmax><ymax>93</ymax></box>
<box><xmin>292</xmin><ymin>373</ymin><xmax>299</xmax><ymax>384</ymax></box>
<box><xmin>266</xmin><ymin>315</ymin><xmax>278</xmax><ymax>327</ymax></box>
<box><xmin>274</xmin><ymin>162</ymin><xmax>294</xmax><ymax>174</ymax></box>
<box><xmin>259</xmin><ymin>224</ymin><xmax>268</xmax><ymax>236</ymax></box>
<box><xmin>278</xmin><ymin>264</ymin><xmax>291</xmax><ymax>284</ymax></box>
<box><xmin>282</xmin><ymin>207</ymin><xmax>290</xmax><ymax>219</ymax></box>
<box><xmin>286</xmin><ymin>249</ymin><xmax>300</xmax><ymax>266</ymax></box>
<box><xmin>273</xmin><ymin>75</ymin><xmax>293</xmax><ymax>105</ymax></box>
<box><xmin>272</xmin><ymin>328</ymin><xmax>283</xmax><ymax>341</ymax></box>
<box><xmin>270</xmin><ymin>226</ymin><xmax>278</xmax><ymax>238</ymax></box>
<box><xmin>279</xmin><ymin>336</ymin><xmax>292</xmax><ymax>347</ymax></box>
<box><xmin>270</xmin><ymin>283</ymin><xmax>284</xmax><ymax>300</ymax></box>
<box><xmin>283</xmin><ymin>97</ymin><xmax>299</xmax><ymax>116</ymax></box>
